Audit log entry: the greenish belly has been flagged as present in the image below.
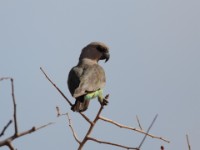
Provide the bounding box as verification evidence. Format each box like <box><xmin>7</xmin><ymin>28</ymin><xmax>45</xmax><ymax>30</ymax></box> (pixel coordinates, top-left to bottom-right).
<box><xmin>84</xmin><ymin>89</ymin><xmax>103</xmax><ymax>101</ymax></box>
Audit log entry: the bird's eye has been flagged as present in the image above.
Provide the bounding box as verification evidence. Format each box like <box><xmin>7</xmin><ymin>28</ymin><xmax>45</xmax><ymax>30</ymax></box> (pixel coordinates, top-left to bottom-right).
<box><xmin>96</xmin><ymin>46</ymin><xmax>106</xmax><ymax>53</ymax></box>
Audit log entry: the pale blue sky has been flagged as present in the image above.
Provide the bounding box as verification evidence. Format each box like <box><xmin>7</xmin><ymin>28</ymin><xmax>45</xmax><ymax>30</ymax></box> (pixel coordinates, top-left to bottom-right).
<box><xmin>0</xmin><ymin>0</ymin><xmax>200</xmax><ymax>150</ymax></box>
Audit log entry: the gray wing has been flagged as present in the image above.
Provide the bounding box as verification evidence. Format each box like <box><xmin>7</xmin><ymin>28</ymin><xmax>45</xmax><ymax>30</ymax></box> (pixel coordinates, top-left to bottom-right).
<box><xmin>68</xmin><ymin>64</ymin><xmax>106</xmax><ymax>98</ymax></box>
<box><xmin>67</xmin><ymin>66</ymin><xmax>83</xmax><ymax>96</ymax></box>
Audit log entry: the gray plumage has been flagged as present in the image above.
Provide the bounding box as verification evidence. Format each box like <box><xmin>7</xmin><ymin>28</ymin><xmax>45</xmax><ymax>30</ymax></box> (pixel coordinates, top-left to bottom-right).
<box><xmin>67</xmin><ymin>42</ymin><xmax>110</xmax><ymax>112</ymax></box>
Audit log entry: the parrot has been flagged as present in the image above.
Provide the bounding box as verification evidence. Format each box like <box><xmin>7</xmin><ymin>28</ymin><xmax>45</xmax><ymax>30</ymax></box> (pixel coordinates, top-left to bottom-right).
<box><xmin>67</xmin><ymin>42</ymin><xmax>110</xmax><ymax>112</ymax></box>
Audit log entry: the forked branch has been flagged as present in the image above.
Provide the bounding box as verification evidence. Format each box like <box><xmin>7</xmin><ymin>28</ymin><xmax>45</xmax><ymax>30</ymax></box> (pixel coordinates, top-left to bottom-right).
<box><xmin>0</xmin><ymin>77</ymin><xmax>53</xmax><ymax>150</ymax></box>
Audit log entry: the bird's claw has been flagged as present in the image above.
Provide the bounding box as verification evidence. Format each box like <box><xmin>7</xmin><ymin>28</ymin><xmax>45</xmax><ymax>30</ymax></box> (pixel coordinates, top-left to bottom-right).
<box><xmin>101</xmin><ymin>98</ymin><xmax>109</xmax><ymax>106</ymax></box>
<box><xmin>99</xmin><ymin>94</ymin><xmax>109</xmax><ymax>106</ymax></box>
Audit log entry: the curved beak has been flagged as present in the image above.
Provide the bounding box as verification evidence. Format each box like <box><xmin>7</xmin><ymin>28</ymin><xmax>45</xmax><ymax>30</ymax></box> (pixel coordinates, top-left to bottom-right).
<box><xmin>103</xmin><ymin>52</ymin><xmax>110</xmax><ymax>63</ymax></box>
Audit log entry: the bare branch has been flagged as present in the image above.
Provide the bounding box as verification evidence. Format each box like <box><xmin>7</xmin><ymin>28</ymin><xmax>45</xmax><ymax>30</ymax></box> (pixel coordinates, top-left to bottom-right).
<box><xmin>136</xmin><ymin>115</ymin><xmax>142</xmax><ymax>130</ymax></box>
<box><xmin>66</xmin><ymin>113</ymin><xmax>81</xmax><ymax>144</ymax></box>
<box><xmin>138</xmin><ymin>114</ymin><xmax>158</xmax><ymax>149</ymax></box>
<box><xmin>0</xmin><ymin>120</ymin><xmax>12</xmax><ymax>137</ymax></box>
<box><xmin>99</xmin><ymin>116</ymin><xmax>170</xmax><ymax>143</ymax></box>
<box><xmin>186</xmin><ymin>134</ymin><xmax>191</xmax><ymax>150</ymax></box>
<box><xmin>88</xmin><ymin>137</ymin><xmax>139</xmax><ymax>150</ymax></box>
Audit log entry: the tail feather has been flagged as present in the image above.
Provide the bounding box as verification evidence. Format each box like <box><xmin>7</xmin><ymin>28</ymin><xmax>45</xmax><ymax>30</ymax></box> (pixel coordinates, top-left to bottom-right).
<box><xmin>71</xmin><ymin>98</ymin><xmax>90</xmax><ymax>112</ymax></box>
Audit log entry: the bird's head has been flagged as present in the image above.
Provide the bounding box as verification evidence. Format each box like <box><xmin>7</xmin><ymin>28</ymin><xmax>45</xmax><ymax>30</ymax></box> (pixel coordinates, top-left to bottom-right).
<box><xmin>79</xmin><ymin>42</ymin><xmax>110</xmax><ymax>63</ymax></box>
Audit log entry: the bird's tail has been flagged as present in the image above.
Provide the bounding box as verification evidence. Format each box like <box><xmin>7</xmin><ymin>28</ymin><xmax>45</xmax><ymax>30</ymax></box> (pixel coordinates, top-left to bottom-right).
<box><xmin>71</xmin><ymin>97</ymin><xmax>90</xmax><ymax>112</ymax></box>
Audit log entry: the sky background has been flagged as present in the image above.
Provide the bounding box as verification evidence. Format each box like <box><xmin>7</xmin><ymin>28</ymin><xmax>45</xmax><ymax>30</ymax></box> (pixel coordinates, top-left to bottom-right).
<box><xmin>0</xmin><ymin>0</ymin><xmax>200</xmax><ymax>150</ymax></box>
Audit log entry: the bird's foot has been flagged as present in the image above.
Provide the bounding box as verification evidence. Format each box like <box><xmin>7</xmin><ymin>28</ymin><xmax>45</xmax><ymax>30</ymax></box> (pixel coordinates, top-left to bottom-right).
<box><xmin>100</xmin><ymin>94</ymin><xmax>109</xmax><ymax>106</ymax></box>
<box><xmin>102</xmin><ymin>99</ymin><xmax>109</xmax><ymax>105</ymax></box>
